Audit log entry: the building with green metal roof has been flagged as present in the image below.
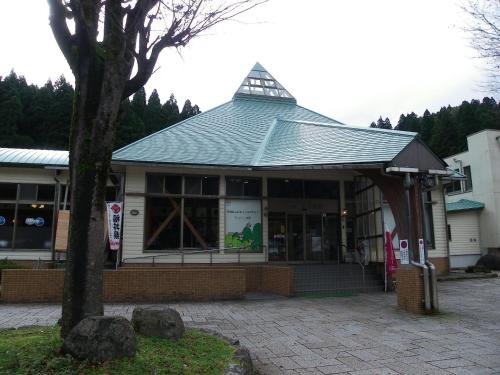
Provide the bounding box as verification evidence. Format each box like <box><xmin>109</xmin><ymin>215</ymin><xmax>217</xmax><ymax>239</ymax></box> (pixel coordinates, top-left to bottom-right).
<box><xmin>0</xmin><ymin>63</ymin><xmax>455</xmax><ymax>290</ymax></box>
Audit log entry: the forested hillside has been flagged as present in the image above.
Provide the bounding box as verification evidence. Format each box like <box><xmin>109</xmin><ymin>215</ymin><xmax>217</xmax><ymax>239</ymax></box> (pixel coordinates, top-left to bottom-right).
<box><xmin>0</xmin><ymin>71</ymin><xmax>200</xmax><ymax>150</ymax></box>
<box><xmin>370</xmin><ymin>98</ymin><xmax>500</xmax><ymax>158</ymax></box>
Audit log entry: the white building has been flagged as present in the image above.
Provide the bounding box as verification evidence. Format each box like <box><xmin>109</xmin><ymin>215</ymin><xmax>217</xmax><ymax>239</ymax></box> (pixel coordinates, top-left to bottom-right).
<box><xmin>444</xmin><ymin>129</ymin><xmax>500</xmax><ymax>268</ymax></box>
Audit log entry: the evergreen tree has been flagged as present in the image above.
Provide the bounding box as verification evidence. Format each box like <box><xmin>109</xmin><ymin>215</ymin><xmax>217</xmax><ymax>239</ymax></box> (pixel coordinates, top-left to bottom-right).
<box><xmin>419</xmin><ymin>109</ymin><xmax>433</xmax><ymax>144</ymax></box>
<box><xmin>131</xmin><ymin>87</ymin><xmax>146</xmax><ymax>119</ymax></box>
<box><xmin>0</xmin><ymin>71</ymin><xmax>201</xmax><ymax>150</ymax></box>
<box><xmin>180</xmin><ymin>99</ymin><xmax>200</xmax><ymax>120</ymax></box>
<box><xmin>162</xmin><ymin>94</ymin><xmax>180</xmax><ymax>126</ymax></box>
<box><xmin>115</xmin><ymin>100</ymin><xmax>145</xmax><ymax>149</ymax></box>
<box><xmin>0</xmin><ymin>93</ymin><xmax>23</xmax><ymax>146</ymax></box>
<box><xmin>143</xmin><ymin>89</ymin><xmax>164</xmax><ymax>135</ymax></box>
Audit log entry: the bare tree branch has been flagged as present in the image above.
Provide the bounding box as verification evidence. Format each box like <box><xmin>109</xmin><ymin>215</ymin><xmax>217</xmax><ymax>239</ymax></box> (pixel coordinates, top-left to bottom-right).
<box><xmin>462</xmin><ymin>0</ymin><xmax>500</xmax><ymax>92</ymax></box>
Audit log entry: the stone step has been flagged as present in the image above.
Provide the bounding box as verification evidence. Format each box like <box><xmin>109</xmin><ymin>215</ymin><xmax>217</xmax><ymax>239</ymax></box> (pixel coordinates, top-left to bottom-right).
<box><xmin>293</xmin><ymin>264</ymin><xmax>384</xmax><ymax>293</ymax></box>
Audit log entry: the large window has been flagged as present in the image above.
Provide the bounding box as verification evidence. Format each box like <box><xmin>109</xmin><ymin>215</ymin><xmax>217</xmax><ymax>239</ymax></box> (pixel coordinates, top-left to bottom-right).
<box><xmin>145</xmin><ymin>174</ymin><xmax>219</xmax><ymax>250</ymax></box>
<box><xmin>226</xmin><ymin>177</ymin><xmax>261</xmax><ymax>197</ymax></box>
<box><xmin>445</xmin><ymin>169</ymin><xmax>463</xmax><ymax>194</ymax></box>
<box><xmin>0</xmin><ymin>183</ymin><xmax>55</xmax><ymax>250</ymax></box>
<box><xmin>464</xmin><ymin>166</ymin><xmax>473</xmax><ymax>191</ymax></box>
<box><xmin>268</xmin><ymin>178</ymin><xmax>339</xmax><ymax>200</ymax></box>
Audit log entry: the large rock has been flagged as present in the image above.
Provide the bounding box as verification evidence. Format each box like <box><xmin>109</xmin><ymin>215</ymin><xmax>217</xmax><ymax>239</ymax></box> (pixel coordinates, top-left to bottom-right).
<box><xmin>62</xmin><ymin>316</ymin><xmax>136</xmax><ymax>363</ymax></box>
<box><xmin>476</xmin><ymin>254</ymin><xmax>500</xmax><ymax>271</ymax></box>
<box><xmin>131</xmin><ymin>307</ymin><xmax>185</xmax><ymax>340</ymax></box>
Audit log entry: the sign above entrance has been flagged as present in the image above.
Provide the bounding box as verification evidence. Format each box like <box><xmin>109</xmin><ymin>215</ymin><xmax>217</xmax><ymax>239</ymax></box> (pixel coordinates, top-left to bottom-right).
<box><xmin>399</xmin><ymin>239</ymin><xmax>409</xmax><ymax>264</ymax></box>
<box><xmin>224</xmin><ymin>199</ymin><xmax>262</xmax><ymax>252</ymax></box>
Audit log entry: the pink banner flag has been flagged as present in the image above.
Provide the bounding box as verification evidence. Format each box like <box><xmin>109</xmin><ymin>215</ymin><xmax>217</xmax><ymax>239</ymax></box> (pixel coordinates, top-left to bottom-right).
<box><xmin>385</xmin><ymin>227</ymin><xmax>398</xmax><ymax>274</ymax></box>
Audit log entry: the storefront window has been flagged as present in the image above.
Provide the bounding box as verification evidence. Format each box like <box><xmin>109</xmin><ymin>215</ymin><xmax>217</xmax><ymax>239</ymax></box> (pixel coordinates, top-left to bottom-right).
<box><xmin>183</xmin><ymin>199</ymin><xmax>218</xmax><ymax>248</ymax></box>
<box><xmin>268</xmin><ymin>179</ymin><xmax>303</xmax><ymax>198</ymax></box>
<box><xmin>0</xmin><ymin>183</ymin><xmax>56</xmax><ymax>250</ymax></box>
<box><xmin>145</xmin><ymin>197</ymin><xmax>181</xmax><ymax>250</ymax></box>
<box><xmin>14</xmin><ymin>204</ymin><xmax>53</xmax><ymax>249</ymax></box>
<box><xmin>0</xmin><ymin>203</ymin><xmax>15</xmax><ymax>249</ymax></box>
<box><xmin>144</xmin><ymin>174</ymin><xmax>220</xmax><ymax>250</ymax></box>
<box><xmin>226</xmin><ymin>177</ymin><xmax>261</xmax><ymax>197</ymax></box>
<box><xmin>0</xmin><ymin>183</ymin><xmax>18</xmax><ymax>200</ymax></box>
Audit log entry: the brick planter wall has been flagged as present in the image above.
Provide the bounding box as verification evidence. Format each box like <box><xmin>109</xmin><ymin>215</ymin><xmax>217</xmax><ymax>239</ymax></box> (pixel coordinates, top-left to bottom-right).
<box><xmin>396</xmin><ymin>266</ymin><xmax>425</xmax><ymax>314</ymax></box>
<box><xmin>260</xmin><ymin>266</ymin><xmax>294</xmax><ymax>296</ymax></box>
<box><xmin>0</xmin><ymin>267</ymin><xmax>246</xmax><ymax>303</ymax></box>
<box><xmin>0</xmin><ymin>265</ymin><xmax>294</xmax><ymax>303</ymax></box>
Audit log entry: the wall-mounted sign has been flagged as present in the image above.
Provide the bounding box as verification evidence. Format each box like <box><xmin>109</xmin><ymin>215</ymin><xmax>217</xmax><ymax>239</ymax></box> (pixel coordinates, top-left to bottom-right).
<box><xmin>399</xmin><ymin>239</ymin><xmax>409</xmax><ymax>265</ymax></box>
<box><xmin>0</xmin><ymin>216</ymin><xmax>5</xmax><ymax>226</ymax></box>
<box><xmin>224</xmin><ymin>199</ymin><xmax>262</xmax><ymax>252</ymax></box>
<box><xmin>130</xmin><ymin>209</ymin><xmax>139</xmax><ymax>216</ymax></box>
<box><xmin>106</xmin><ymin>202</ymin><xmax>123</xmax><ymax>251</ymax></box>
<box><xmin>418</xmin><ymin>238</ymin><xmax>425</xmax><ymax>264</ymax></box>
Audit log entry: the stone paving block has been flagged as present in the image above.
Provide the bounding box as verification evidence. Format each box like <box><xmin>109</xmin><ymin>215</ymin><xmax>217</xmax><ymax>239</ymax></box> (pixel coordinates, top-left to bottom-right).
<box><xmin>1</xmin><ymin>279</ymin><xmax>500</xmax><ymax>375</ymax></box>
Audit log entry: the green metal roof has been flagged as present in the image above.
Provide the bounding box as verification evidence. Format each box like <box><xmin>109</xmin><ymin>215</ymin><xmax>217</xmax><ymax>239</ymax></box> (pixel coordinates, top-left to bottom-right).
<box><xmin>446</xmin><ymin>199</ymin><xmax>485</xmax><ymax>212</ymax></box>
<box><xmin>113</xmin><ymin>63</ymin><xmax>417</xmax><ymax>168</ymax></box>
<box><xmin>0</xmin><ymin>147</ymin><xmax>68</xmax><ymax>167</ymax></box>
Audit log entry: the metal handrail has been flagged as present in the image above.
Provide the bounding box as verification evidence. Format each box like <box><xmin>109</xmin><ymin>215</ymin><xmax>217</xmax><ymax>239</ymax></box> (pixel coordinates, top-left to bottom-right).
<box><xmin>340</xmin><ymin>244</ymin><xmax>366</xmax><ymax>284</ymax></box>
<box><xmin>121</xmin><ymin>246</ymin><xmax>265</xmax><ymax>266</ymax></box>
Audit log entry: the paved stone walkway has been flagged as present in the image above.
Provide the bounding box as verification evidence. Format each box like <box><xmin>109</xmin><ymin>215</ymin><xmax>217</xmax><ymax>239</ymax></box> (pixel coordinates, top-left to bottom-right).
<box><xmin>1</xmin><ymin>278</ymin><xmax>500</xmax><ymax>374</ymax></box>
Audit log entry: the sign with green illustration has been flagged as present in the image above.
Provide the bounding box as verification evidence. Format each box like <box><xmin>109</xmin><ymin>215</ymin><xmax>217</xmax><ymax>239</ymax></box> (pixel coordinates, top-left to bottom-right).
<box><xmin>224</xmin><ymin>199</ymin><xmax>262</xmax><ymax>252</ymax></box>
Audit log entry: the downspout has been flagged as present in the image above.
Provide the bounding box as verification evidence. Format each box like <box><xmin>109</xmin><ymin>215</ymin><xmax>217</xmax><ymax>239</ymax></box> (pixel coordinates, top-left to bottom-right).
<box><xmin>411</xmin><ymin>260</ymin><xmax>431</xmax><ymax>312</ymax></box>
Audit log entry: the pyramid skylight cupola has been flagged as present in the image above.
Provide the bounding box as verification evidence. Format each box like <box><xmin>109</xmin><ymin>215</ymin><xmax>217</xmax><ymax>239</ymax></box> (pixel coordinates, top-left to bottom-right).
<box><xmin>234</xmin><ymin>62</ymin><xmax>296</xmax><ymax>103</ymax></box>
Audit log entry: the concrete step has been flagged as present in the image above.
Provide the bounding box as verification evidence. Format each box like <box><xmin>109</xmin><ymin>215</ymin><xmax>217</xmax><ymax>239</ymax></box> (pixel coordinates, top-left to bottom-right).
<box><xmin>293</xmin><ymin>264</ymin><xmax>384</xmax><ymax>293</ymax></box>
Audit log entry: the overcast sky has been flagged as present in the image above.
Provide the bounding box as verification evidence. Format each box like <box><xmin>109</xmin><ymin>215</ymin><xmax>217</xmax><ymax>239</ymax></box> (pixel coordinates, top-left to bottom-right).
<box><xmin>0</xmin><ymin>0</ymin><xmax>497</xmax><ymax>126</ymax></box>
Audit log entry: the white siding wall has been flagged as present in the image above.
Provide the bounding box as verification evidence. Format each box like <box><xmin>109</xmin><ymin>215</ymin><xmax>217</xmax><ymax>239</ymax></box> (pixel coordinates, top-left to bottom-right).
<box><xmin>448</xmin><ymin>211</ymin><xmax>481</xmax><ymax>256</ymax></box>
<box><xmin>430</xmin><ymin>187</ymin><xmax>448</xmax><ymax>258</ymax></box>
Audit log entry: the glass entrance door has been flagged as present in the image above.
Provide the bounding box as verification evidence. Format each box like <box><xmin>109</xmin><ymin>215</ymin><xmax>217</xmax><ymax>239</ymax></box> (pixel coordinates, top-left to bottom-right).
<box><xmin>268</xmin><ymin>213</ymin><xmax>286</xmax><ymax>261</ymax></box>
<box><xmin>268</xmin><ymin>212</ymin><xmax>340</xmax><ymax>262</ymax></box>
<box><xmin>323</xmin><ymin>214</ymin><xmax>340</xmax><ymax>262</ymax></box>
<box><xmin>287</xmin><ymin>214</ymin><xmax>304</xmax><ymax>261</ymax></box>
<box><xmin>305</xmin><ymin>215</ymin><xmax>323</xmax><ymax>261</ymax></box>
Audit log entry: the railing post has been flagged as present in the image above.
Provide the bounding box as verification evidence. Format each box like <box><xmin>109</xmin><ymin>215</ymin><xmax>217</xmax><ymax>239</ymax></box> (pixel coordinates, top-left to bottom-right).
<box><xmin>238</xmin><ymin>248</ymin><xmax>241</xmax><ymax>264</ymax></box>
<box><xmin>181</xmin><ymin>251</ymin><xmax>184</xmax><ymax>266</ymax></box>
<box><xmin>152</xmin><ymin>257</ymin><xmax>155</xmax><ymax>267</ymax></box>
<box><xmin>210</xmin><ymin>251</ymin><xmax>213</xmax><ymax>266</ymax></box>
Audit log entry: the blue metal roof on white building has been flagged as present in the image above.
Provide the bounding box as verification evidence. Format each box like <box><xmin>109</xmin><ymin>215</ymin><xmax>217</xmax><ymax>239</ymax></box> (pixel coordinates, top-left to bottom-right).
<box><xmin>0</xmin><ymin>148</ymin><xmax>68</xmax><ymax>167</ymax></box>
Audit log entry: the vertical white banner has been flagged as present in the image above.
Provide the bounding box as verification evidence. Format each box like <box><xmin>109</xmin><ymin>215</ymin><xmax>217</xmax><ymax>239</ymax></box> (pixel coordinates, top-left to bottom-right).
<box><xmin>418</xmin><ymin>238</ymin><xmax>425</xmax><ymax>264</ymax></box>
<box><xmin>106</xmin><ymin>202</ymin><xmax>123</xmax><ymax>251</ymax></box>
<box><xmin>399</xmin><ymin>239</ymin><xmax>409</xmax><ymax>265</ymax></box>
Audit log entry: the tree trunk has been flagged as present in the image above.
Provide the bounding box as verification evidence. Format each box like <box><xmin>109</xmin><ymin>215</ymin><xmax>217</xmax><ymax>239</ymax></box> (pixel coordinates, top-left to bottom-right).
<box><xmin>60</xmin><ymin>42</ymin><xmax>128</xmax><ymax>338</ymax></box>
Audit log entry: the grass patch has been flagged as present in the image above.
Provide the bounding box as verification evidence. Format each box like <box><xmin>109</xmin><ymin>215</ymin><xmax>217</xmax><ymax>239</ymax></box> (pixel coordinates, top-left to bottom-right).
<box><xmin>0</xmin><ymin>326</ymin><xmax>236</xmax><ymax>375</ymax></box>
<box><xmin>301</xmin><ymin>291</ymin><xmax>356</xmax><ymax>299</ymax></box>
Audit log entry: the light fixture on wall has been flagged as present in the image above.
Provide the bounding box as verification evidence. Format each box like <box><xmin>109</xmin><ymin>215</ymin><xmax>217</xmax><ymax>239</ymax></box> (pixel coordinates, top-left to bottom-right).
<box><xmin>341</xmin><ymin>208</ymin><xmax>348</xmax><ymax>216</ymax></box>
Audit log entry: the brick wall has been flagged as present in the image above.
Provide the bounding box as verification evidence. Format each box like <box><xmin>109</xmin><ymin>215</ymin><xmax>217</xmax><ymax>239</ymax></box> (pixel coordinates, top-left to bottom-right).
<box><xmin>0</xmin><ymin>265</ymin><xmax>294</xmax><ymax>303</ymax></box>
<box><xmin>396</xmin><ymin>266</ymin><xmax>425</xmax><ymax>314</ymax></box>
<box><xmin>260</xmin><ymin>266</ymin><xmax>294</xmax><ymax>296</ymax></box>
<box><xmin>0</xmin><ymin>267</ymin><xmax>246</xmax><ymax>303</ymax></box>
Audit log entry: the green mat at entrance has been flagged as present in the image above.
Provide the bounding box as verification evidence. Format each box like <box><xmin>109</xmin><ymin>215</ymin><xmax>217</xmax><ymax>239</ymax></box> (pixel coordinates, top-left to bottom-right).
<box><xmin>301</xmin><ymin>291</ymin><xmax>356</xmax><ymax>299</ymax></box>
